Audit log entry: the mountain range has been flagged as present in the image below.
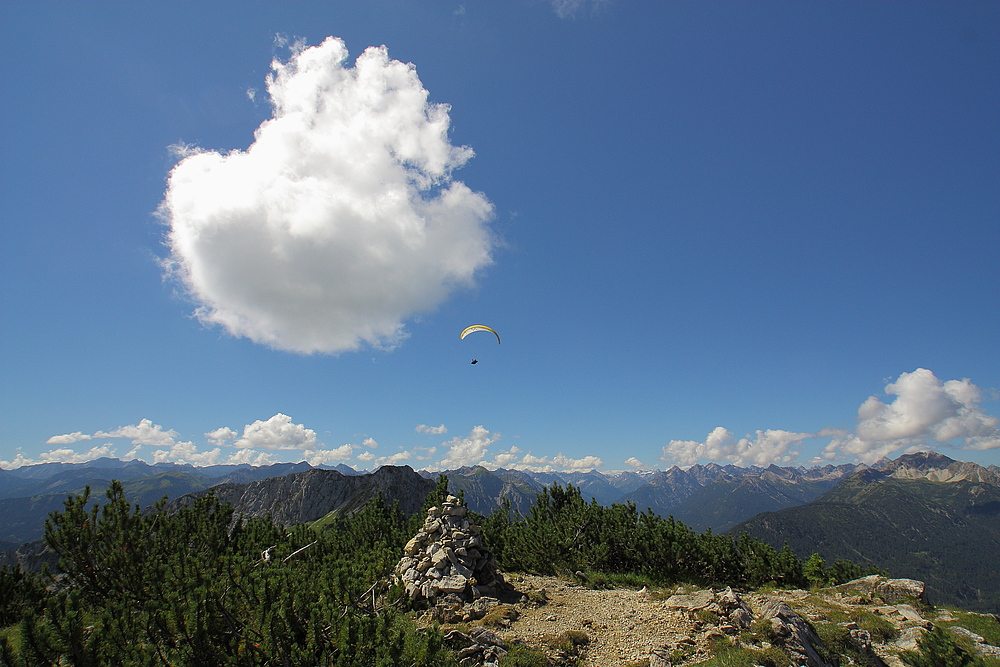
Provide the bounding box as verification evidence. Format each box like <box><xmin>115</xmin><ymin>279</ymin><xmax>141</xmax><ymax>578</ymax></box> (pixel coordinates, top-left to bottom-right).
<box><xmin>4</xmin><ymin>451</ymin><xmax>1000</xmax><ymax>615</ymax></box>
<box><xmin>435</xmin><ymin>462</ymin><xmax>862</xmax><ymax>532</ymax></box>
<box><xmin>731</xmin><ymin>452</ymin><xmax>1000</xmax><ymax>613</ymax></box>
<box><xmin>0</xmin><ymin>456</ymin><xmax>870</xmax><ymax>546</ymax></box>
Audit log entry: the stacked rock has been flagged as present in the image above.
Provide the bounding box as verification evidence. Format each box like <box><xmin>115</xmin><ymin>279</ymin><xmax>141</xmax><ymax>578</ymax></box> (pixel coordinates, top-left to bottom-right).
<box><xmin>394</xmin><ymin>495</ymin><xmax>506</xmax><ymax>603</ymax></box>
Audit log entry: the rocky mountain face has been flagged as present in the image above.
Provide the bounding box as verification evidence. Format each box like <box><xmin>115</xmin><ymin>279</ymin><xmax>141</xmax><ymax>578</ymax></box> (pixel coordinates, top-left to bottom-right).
<box><xmin>0</xmin><ymin>459</ymin><xmax>352</xmax><ymax>545</ymax></box>
<box><xmin>731</xmin><ymin>452</ymin><xmax>1000</xmax><ymax>614</ymax></box>
<box><xmin>620</xmin><ymin>466</ymin><xmax>710</xmax><ymax>514</ymax></box>
<box><xmin>172</xmin><ymin>465</ymin><xmax>435</xmax><ymax>526</ymax></box>
<box><xmin>876</xmin><ymin>451</ymin><xmax>1000</xmax><ymax>485</ymax></box>
<box><xmin>428</xmin><ymin>466</ymin><xmax>543</xmax><ymax>516</ymax></box>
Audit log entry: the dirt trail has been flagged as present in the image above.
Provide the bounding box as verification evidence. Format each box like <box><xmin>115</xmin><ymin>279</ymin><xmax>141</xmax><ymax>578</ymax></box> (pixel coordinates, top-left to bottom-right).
<box><xmin>494</xmin><ymin>575</ymin><xmax>711</xmax><ymax>666</ymax></box>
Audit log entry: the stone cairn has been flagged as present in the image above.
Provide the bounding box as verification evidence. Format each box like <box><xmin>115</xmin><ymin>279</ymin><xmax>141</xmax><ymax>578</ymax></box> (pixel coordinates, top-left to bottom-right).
<box><xmin>394</xmin><ymin>495</ymin><xmax>507</xmax><ymax>605</ymax></box>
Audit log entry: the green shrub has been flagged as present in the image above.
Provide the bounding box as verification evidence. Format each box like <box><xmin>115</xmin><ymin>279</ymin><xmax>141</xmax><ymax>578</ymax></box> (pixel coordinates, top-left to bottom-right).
<box><xmin>18</xmin><ymin>482</ymin><xmax>457</xmax><ymax>666</ymax></box>
<box><xmin>500</xmin><ymin>643</ymin><xmax>549</xmax><ymax>667</ymax></box>
<box><xmin>480</xmin><ymin>605</ymin><xmax>518</xmax><ymax>628</ymax></box>
<box><xmin>850</xmin><ymin>609</ymin><xmax>900</xmax><ymax>642</ymax></box>
<box><xmin>901</xmin><ymin>625</ymin><xmax>984</xmax><ymax>667</ymax></box>
<box><xmin>937</xmin><ymin>611</ymin><xmax>1000</xmax><ymax>647</ymax></box>
<box><xmin>696</xmin><ymin>609</ymin><xmax>721</xmax><ymax>624</ymax></box>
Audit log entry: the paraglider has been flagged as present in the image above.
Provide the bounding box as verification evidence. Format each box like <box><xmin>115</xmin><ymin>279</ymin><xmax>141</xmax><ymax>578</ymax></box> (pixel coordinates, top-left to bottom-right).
<box><xmin>461</xmin><ymin>325</ymin><xmax>499</xmax><ymax>365</ymax></box>
<box><xmin>460</xmin><ymin>325</ymin><xmax>500</xmax><ymax>344</ymax></box>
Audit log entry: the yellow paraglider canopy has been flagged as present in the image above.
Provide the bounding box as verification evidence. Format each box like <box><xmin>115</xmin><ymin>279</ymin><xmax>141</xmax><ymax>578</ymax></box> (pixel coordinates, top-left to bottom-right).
<box><xmin>460</xmin><ymin>325</ymin><xmax>501</xmax><ymax>344</ymax></box>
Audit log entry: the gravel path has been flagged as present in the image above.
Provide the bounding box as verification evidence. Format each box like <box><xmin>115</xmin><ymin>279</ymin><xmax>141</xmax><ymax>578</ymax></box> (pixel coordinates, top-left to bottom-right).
<box><xmin>494</xmin><ymin>575</ymin><xmax>713</xmax><ymax>666</ymax></box>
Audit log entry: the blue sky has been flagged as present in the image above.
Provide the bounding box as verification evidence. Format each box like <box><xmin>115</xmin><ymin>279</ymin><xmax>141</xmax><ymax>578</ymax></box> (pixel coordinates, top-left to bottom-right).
<box><xmin>2</xmin><ymin>1</ymin><xmax>998</xmax><ymax>472</ymax></box>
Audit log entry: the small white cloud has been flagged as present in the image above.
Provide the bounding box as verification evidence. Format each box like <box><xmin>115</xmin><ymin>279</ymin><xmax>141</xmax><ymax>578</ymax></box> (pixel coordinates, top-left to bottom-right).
<box><xmin>95</xmin><ymin>419</ymin><xmax>179</xmax><ymax>448</ymax></box>
<box><xmin>437</xmin><ymin>425</ymin><xmax>500</xmax><ymax>469</ymax></box>
<box><xmin>356</xmin><ymin>449</ymin><xmax>412</xmax><ymax>468</ymax></box>
<box><xmin>549</xmin><ymin>0</ymin><xmax>609</xmax><ymax>19</ymax></box>
<box><xmin>412</xmin><ymin>445</ymin><xmax>438</xmax><ymax>461</ymax></box>
<box><xmin>0</xmin><ymin>452</ymin><xmax>36</xmax><ymax>469</ymax></box>
<box><xmin>223</xmin><ymin>449</ymin><xmax>278</xmax><ymax>466</ymax></box>
<box><xmin>152</xmin><ymin>441</ymin><xmax>221</xmax><ymax>465</ymax></box>
<box><xmin>205</xmin><ymin>426</ymin><xmax>237</xmax><ymax>447</ymax></box>
<box><xmin>45</xmin><ymin>431</ymin><xmax>92</xmax><ymax>445</ymax></box>
<box><xmin>661</xmin><ymin>427</ymin><xmax>810</xmax><ymax>467</ymax></box>
<box><xmin>233</xmin><ymin>414</ymin><xmax>318</xmax><ymax>451</ymax></box>
<box><xmin>514</xmin><ymin>452</ymin><xmax>604</xmax><ymax>472</ymax></box>
<box><xmin>623</xmin><ymin>456</ymin><xmax>644</xmax><ymax>470</ymax></box>
<box><xmin>482</xmin><ymin>446</ymin><xmax>521</xmax><ymax>468</ymax></box>
<box><xmin>304</xmin><ymin>444</ymin><xmax>355</xmax><ymax>466</ymax></box>
<box><xmin>380</xmin><ymin>451</ymin><xmax>412</xmax><ymax>465</ymax></box>
<box><xmin>37</xmin><ymin>443</ymin><xmax>116</xmax><ymax>465</ymax></box>
<box><xmin>362</xmin><ymin>437</ymin><xmax>378</xmax><ymax>448</ymax></box>
<box><xmin>160</xmin><ymin>36</ymin><xmax>494</xmax><ymax>354</ymax></box>
<box><xmin>416</xmin><ymin>424</ymin><xmax>448</xmax><ymax>435</ymax></box>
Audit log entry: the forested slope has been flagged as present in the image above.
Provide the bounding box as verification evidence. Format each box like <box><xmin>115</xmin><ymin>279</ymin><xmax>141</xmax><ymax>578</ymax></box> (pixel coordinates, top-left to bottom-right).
<box><xmin>732</xmin><ymin>473</ymin><xmax>1000</xmax><ymax>613</ymax></box>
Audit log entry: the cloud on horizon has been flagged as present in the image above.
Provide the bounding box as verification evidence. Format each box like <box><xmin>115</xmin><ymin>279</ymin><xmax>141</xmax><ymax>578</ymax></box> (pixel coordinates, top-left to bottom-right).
<box><xmin>821</xmin><ymin>368</ymin><xmax>1000</xmax><ymax>463</ymax></box>
<box><xmin>662</xmin><ymin>427</ymin><xmax>811</xmax><ymax>468</ymax></box>
<box><xmin>17</xmin><ymin>369</ymin><xmax>999</xmax><ymax>472</ymax></box>
<box><xmin>159</xmin><ymin>37</ymin><xmax>494</xmax><ymax>355</ymax></box>
<box><xmin>232</xmin><ymin>413</ymin><xmax>318</xmax><ymax>451</ymax></box>
<box><xmin>659</xmin><ymin>369</ymin><xmax>1000</xmax><ymax>468</ymax></box>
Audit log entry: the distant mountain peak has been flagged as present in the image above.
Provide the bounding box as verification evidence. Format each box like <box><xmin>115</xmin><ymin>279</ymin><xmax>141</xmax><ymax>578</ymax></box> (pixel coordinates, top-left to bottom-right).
<box><xmin>894</xmin><ymin>451</ymin><xmax>957</xmax><ymax>469</ymax></box>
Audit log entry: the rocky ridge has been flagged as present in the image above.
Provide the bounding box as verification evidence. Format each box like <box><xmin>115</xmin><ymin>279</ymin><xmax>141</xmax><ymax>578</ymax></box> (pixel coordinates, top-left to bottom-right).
<box><xmin>171</xmin><ymin>465</ymin><xmax>435</xmax><ymax>526</ymax></box>
<box><xmin>423</xmin><ymin>573</ymin><xmax>1000</xmax><ymax>667</ymax></box>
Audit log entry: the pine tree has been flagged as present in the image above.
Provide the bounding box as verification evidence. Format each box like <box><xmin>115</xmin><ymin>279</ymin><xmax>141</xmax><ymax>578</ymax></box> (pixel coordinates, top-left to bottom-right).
<box><xmin>804</xmin><ymin>553</ymin><xmax>830</xmax><ymax>587</ymax></box>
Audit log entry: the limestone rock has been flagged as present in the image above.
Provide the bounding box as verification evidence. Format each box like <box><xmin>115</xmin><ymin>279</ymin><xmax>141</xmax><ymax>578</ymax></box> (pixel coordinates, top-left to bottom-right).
<box><xmin>759</xmin><ymin>599</ymin><xmax>837</xmax><ymax>667</ymax></box>
<box><xmin>827</xmin><ymin>575</ymin><xmax>928</xmax><ymax>605</ymax></box>
<box><xmin>443</xmin><ymin>627</ymin><xmax>508</xmax><ymax>666</ymax></box>
<box><xmin>649</xmin><ymin>647</ymin><xmax>672</xmax><ymax>667</ymax></box>
<box><xmin>875</xmin><ymin>578</ymin><xmax>928</xmax><ymax>605</ymax></box>
<box><xmin>393</xmin><ymin>495</ymin><xmax>508</xmax><ymax>606</ymax></box>
<box><xmin>717</xmin><ymin>586</ymin><xmax>755</xmax><ymax>630</ymax></box>
<box><xmin>664</xmin><ymin>589</ymin><xmax>716</xmax><ymax>611</ymax></box>
<box><xmin>949</xmin><ymin>626</ymin><xmax>1000</xmax><ymax>658</ymax></box>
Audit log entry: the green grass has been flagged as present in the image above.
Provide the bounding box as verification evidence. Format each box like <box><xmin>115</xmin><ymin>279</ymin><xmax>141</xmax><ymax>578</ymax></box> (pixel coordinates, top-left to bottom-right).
<box><xmin>935</xmin><ymin>610</ymin><xmax>1000</xmax><ymax>647</ymax></box>
<box><xmin>307</xmin><ymin>509</ymin><xmax>344</xmax><ymax>531</ymax></box>
<box><xmin>693</xmin><ymin>643</ymin><xmax>791</xmax><ymax>667</ymax></box>
<box><xmin>850</xmin><ymin>608</ymin><xmax>900</xmax><ymax>642</ymax></box>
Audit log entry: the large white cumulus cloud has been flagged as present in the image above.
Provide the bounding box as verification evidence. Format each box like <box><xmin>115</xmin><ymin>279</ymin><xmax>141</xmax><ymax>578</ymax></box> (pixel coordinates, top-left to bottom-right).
<box><xmin>823</xmin><ymin>368</ymin><xmax>1000</xmax><ymax>462</ymax></box>
<box><xmin>660</xmin><ymin>368</ymin><xmax>1000</xmax><ymax>467</ymax></box>
<box><xmin>161</xmin><ymin>37</ymin><xmax>494</xmax><ymax>354</ymax></box>
<box><xmin>662</xmin><ymin>427</ymin><xmax>811</xmax><ymax>467</ymax></box>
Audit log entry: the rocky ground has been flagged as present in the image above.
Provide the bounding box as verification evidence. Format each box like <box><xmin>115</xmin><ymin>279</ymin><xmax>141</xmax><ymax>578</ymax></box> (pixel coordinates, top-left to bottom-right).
<box><xmin>420</xmin><ymin>573</ymin><xmax>1000</xmax><ymax>667</ymax></box>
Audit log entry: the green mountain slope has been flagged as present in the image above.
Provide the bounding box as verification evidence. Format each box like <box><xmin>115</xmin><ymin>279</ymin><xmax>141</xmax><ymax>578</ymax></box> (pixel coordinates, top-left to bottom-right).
<box><xmin>0</xmin><ymin>472</ymin><xmax>213</xmax><ymax>545</ymax></box>
<box><xmin>671</xmin><ymin>471</ymin><xmax>839</xmax><ymax>532</ymax></box>
<box><xmin>731</xmin><ymin>471</ymin><xmax>1000</xmax><ymax>613</ymax></box>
